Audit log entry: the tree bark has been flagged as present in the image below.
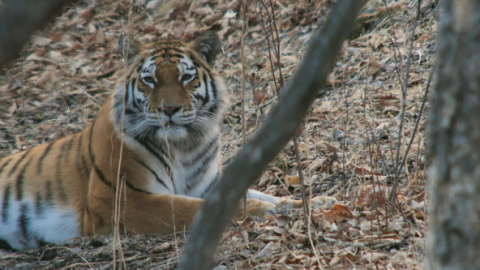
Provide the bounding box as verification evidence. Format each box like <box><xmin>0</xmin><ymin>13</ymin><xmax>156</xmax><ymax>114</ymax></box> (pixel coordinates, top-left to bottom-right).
<box><xmin>0</xmin><ymin>0</ymin><xmax>77</xmax><ymax>73</ymax></box>
<box><xmin>427</xmin><ymin>0</ymin><xmax>480</xmax><ymax>269</ymax></box>
<box><xmin>179</xmin><ymin>1</ymin><xmax>366</xmax><ymax>269</ymax></box>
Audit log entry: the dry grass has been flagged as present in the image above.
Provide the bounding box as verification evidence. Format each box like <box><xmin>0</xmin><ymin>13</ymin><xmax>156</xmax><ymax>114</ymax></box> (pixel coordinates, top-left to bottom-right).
<box><xmin>0</xmin><ymin>0</ymin><xmax>437</xmax><ymax>269</ymax></box>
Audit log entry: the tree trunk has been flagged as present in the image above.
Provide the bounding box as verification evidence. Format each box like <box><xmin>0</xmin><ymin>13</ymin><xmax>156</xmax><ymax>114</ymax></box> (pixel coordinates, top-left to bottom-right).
<box><xmin>427</xmin><ymin>0</ymin><xmax>480</xmax><ymax>269</ymax></box>
<box><xmin>0</xmin><ymin>0</ymin><xmax>77</xmax><ymax>72</ymax></box>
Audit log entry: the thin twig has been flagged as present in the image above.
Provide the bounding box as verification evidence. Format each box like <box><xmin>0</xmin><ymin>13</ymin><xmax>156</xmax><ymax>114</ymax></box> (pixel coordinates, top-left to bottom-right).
<box><xmin>362</xmin><ymin>52</ymin><xmax>383</xmax><ymax>232</ymax></box>
<box><xmin>395</xmin><ymin>53</ymin><xmax>434</xmax><ymax>193</ymax></box>
<box><xmin>257</xmin><ymin>0</ymin><xmax>279</xmax><ymax>94</ymax></box>
<box><xmin>389</xmin><ymin>0</ymin><xmax>422</xmax><ymax>202</ymax></box>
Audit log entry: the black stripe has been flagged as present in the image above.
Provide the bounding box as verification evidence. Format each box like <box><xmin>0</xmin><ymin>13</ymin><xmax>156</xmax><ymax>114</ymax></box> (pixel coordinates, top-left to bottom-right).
<box><xmin>37</xmin><ymin>141</ymin><xmax>55</xmax><ymax>175</ymax></box>
<box><xmin>199</xmin><ymin>172</ymin><xmax>220</xmax><ymax>198</ymax></box>
<box><xmin>75</xmin><ymin>131</ymin><xmax>90</xmax><ymax>180</ymax></box>
<box><xmin>125</xmin><ymin>107</ymin><xmax>137</xmax><ymax>115</ymax></box>
<box><xmin>74</xmin><ymin>133</ymin><xmax>83</xmax><ymax>175</ymax></box>
<box><xmin>87</xmin><ymin>120</ymin><xmax>150</xmax><ymax>194</ymax></box>
<box><xmin>8</xmin><ymin>149</ymin><xmax>31</xmax><ymax>177</ymax></box>
<box><xmin>124</xmin><ymin>82</ymin><xmax>130</xmax><ymax>103</ymax></box>
<box><xmin>1</xmin><ymin>184</ymin><xmax>12</xmax><ymax>222</ymax></box>
<box><xmin>125</xmin><ymin>180</ymin><xmax>152</xmax><ymax>194</ymax></box>
<box><xmin>164</xmin><ymin>48</ymin><xmax>184</xmax><ymax>54</ymax></box>
<box><xmin>209</xmin><ymin>72</ymin><xmax>217</xmax><ymax>101</ymax></box>
<box><xmin>148</xmin><ymin>138</ymin><xmax>171</xmax><ymax>160</ymax></box>
<box><xmin>182</xmin><ymin>136</ymin><xmax>218</xmax><ymax>166</ymax></box>
<box><xmin>170</xmin><ymin>53</ymin><xmax>184</xmax><ymax>59</ymax></box>
<box><xmin>80</xmin><ymin>155</ymin><xmax>90</xmax><ymax>180</ymax></box>
<box><xmin>208</xmin><ymin>104</ymin><xmax>218</xmax><ymax>114</ymax></box>
<box><xmin>35</xmin><ymin>192</ymin><xmax>44</xmax><ymax>216</ymax></box>
<box><xmin>191</xmin><ymin>53</ymin><xmax>211</xmax><ymax>70</ymax></box>
<box><xmin>134</xmin><ymin>137</ymin><xmax>171</xmax><ymax>176</ymax></box>
<box><xmin>45</xmin><ymin>181</ymin><xmax>54</xmax><ymax>204</ymax></box>
<box><xmin>93</xmin><ymin>164</ymin><xmax>114</xmax><ymax>189</ymax></box>
<box><xmin>193</xmin><ymin>60</ymin><xmax>200</xmax><ymax>67</ymax></box>
<box><xmin>87</xmin><ymin>120</ymin><xmax>115</xmax><ymax>191</ymax></box>
<box><xmin>0</xmin><ymin>158</ymin><xmax>13</xmax><ymax>175</ymax></box>
<box><xmin>131</xmin><ymin>154</ymin><xmax>170</xmax><ymax>191</ymax></box>
<box><xmin>88</xmin><ymin>120</ymin><xmax>115</xmax><ymax>190</ymax></box>
<box><xmin>88</xmin><ymin>122</ymin><xmax>96</xmax><ymax>164</ymax></box>
<box><xmin>62</xmin><ymin>135</ymin><xmax>76</xmax><ymax>163</ymax></box>
<box><xmin>19</xmin><ymin>204</ymin><xmax>29</xmax><ymax>240</ymax></box>
<box><xmin>201</xmin><ymin>73</ymin><xmax>210</xmax><ymax>106</ymax></box>
<box><xmin>15</xmin><ymin>158</ymin><xmax>31</xmax><ymax>201</ymax></box>
<box><xmin>56</xmin><ymin>142</ymin><xmax>68</xmax><ymax>203</ymax></box>
<box><xmin>186</xmin><ymin>145</ymin><xmax>218</xmax><ymax>191</ymax></box>
<box><xmin>150</xmin><ymin>54</ymin><xmax>165</xmax><ymax>61</ymax></box>
<box><xmin>93</xmin><ymin>164</ymin><xmax>152</xmax><ymax>194</ymax></box>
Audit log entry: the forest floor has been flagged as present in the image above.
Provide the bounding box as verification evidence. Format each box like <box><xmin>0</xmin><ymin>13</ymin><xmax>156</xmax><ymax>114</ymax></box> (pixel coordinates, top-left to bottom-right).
<box><xmin>0</xmin><ymin>0</ymin><xmax>437</xmax><ymax>269</ymax></box>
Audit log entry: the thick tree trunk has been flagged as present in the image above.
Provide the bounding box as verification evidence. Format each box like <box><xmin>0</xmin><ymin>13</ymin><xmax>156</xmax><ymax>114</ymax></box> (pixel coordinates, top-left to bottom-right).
<box><xmin>0</xmin><ymin>0</ymin><xmax>77</xmax><ymax>73</ymax></box>
<box><xmin>427</xmin><ymin>0</ymin><xmax>480</xmax><ymax>269</ymax></box>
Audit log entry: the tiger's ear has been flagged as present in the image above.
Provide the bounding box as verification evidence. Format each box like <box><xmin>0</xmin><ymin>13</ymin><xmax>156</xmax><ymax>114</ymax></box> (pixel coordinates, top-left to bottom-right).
<box><xmin>118</xmin><ymin>35</ymin><xmax>145</xmax><ymax>63</ymax></box>
<box><xmin>193</xmin><ymin>31</ymin><xmax>222</xmax><ymax>66</ymax></box>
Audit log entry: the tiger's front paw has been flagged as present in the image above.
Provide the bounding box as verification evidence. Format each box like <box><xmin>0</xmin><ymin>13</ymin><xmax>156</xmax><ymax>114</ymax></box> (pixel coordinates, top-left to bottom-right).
<box><xmin>234</xmin><ymin>198</ymin><xmax>276</xmax><ymax>220</ymax></box>
<box><xmin>247</xmin><ymin>198</ymin><xmax>277</xmax><ymax>219</ymax></box>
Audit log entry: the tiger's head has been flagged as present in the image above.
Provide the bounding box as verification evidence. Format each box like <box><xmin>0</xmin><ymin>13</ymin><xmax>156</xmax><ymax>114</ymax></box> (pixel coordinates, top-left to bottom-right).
<box><xmin>111</xmin><ymin>31</ymin><xmax>226</xmax><ymax>141</ymax></box>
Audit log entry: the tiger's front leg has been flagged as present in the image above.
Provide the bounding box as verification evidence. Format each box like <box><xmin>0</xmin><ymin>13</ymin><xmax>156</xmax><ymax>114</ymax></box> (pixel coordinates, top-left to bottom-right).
<box><xmin>247</xmin><ymin>189</ymin><xmax>337</xmax><ymax>212</ymax></box>
<box><xmin>82</xmin><ymin>174</ymin><xmax>278</xmax><ymax>236</ymax></box>
<box><xmin>82</xmin><ymin>174</ymin><xmax>204</xmax><ymax>236</ymax></box>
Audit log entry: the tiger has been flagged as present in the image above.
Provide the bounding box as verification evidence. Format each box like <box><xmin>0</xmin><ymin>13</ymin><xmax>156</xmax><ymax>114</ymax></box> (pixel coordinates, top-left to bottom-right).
<box><xmin>0</xmin><ymin>31</ymin><xmax>336</xmax><ymax>250</ymax></box>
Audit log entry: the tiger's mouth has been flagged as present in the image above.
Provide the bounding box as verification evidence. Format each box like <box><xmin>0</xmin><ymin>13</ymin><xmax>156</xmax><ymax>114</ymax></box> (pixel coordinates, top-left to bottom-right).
<box><xmin>163</xmin><ymin>120</ymin><xmax>178</xmax><ymax>127</ymax></box>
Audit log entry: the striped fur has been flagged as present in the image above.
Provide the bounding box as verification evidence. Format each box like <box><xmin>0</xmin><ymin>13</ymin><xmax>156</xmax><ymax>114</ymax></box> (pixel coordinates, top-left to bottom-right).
<box><xmin>0</xmin><ymin>31</ymin><xmax>335</xmax><ymax>251</ymax></box>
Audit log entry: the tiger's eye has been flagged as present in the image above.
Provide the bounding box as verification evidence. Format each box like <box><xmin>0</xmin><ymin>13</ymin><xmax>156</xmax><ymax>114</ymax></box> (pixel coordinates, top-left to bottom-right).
<box><xmin>143</xmin><ymin>76</ymin><xmax>155</xmax><ymax>84</ymax></box>
<box><xmin>181</xmin><ymin>74</ymin><xmax>193</xmax><ymax>82</ymax></box>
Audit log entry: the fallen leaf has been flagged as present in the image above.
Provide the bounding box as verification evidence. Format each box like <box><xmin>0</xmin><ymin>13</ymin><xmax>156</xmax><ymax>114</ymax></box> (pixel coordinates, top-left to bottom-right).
<box><xmin>285</xmin><ymin>175</ymin><xmax>300</xmax><ymax>186</ymax></box>
<box><xmin>32</xmin><ymin>36</ymin><xmax>52</xmax><ymax>46</ymax></box>
<box><xmin>367</xmin><ymin>59</ymin><xmax>384</xmax><ymax>76</ymax></box>
<box><xmin>356</xmin><ymin>184</ymin><xmax>391</xmax><ymax>208</ymax></box>
<box><xmin>321</xmin><ymin>203</ymin><xmax>353</xmax><ymax>223</ymax></box>
<box><xmin>362</xmin><ymin>251</ymin><xmax>388</xmax><ymax>263</ymax></box>
<box><xmin>193</xmin><ymin>7</ymin><xmax>213</xmax><ymax>16</ymax></box>
<box><xmin>256</xmin><ymin>241</ymin><xmax>279</xmax><ymax>258</ymax></box>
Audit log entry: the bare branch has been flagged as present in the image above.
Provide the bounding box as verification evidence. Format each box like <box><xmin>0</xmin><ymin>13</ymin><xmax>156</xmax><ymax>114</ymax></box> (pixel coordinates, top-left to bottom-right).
<box><xmin>0</xmin><ymin>0</ymin><xmax>77</xmax><ymax>73</ymax></box>
<box><xmin>179</xmin><ymin>1</ymin><xmax>367</xmax><ymax>269</ymax></box>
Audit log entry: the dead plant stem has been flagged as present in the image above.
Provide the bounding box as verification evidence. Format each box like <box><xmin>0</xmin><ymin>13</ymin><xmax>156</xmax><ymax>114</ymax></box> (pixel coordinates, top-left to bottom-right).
<box><xmin>389</xmin><ymin>0</ymin><xmax>422</xmax><ymax>202</ymax></box>
<box><xmin>363</xmin><ymin>52</ymin><xmax>384</xmax><ymax>232</ymax></box>
<box><xmin>257</xmin><ymin>0</ymin><xmax>280</xmax><ymax>94</ymax></box>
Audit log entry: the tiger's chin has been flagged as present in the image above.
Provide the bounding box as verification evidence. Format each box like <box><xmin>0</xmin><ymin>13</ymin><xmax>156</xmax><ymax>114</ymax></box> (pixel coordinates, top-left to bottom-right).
<box><xmin>154</xmin><ymin>125</ymin><xmax>190</xmax><ymax>139</ymax></box>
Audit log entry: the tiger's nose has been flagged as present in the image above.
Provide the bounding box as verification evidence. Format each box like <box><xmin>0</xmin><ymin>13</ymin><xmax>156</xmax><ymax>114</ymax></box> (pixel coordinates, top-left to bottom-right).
<box><xmin>160</xmin><ymin>105</ymin><xmax>182</xmax><ymax>116</ymax></box>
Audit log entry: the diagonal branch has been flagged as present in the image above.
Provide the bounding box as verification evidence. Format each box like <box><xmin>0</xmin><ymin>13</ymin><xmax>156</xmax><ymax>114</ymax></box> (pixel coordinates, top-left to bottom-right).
<box><xmin>179</xmin><ymin>1</ymin><xmax>367</xmax><ymax>269</ymax></box>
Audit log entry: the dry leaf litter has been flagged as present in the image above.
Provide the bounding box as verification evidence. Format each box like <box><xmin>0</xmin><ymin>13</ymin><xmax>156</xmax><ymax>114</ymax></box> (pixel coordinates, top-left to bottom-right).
<box><xmin>0</xmin><ymin>0</ymin><xmax>436</xmax><ymax>269</ymax></box>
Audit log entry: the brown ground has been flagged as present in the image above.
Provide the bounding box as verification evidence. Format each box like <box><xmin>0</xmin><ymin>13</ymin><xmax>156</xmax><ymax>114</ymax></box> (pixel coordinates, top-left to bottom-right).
<box><xmin>0</xmin><ymin>0</ymin><xmax>437</xmax><ymax>269</ymax></box>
